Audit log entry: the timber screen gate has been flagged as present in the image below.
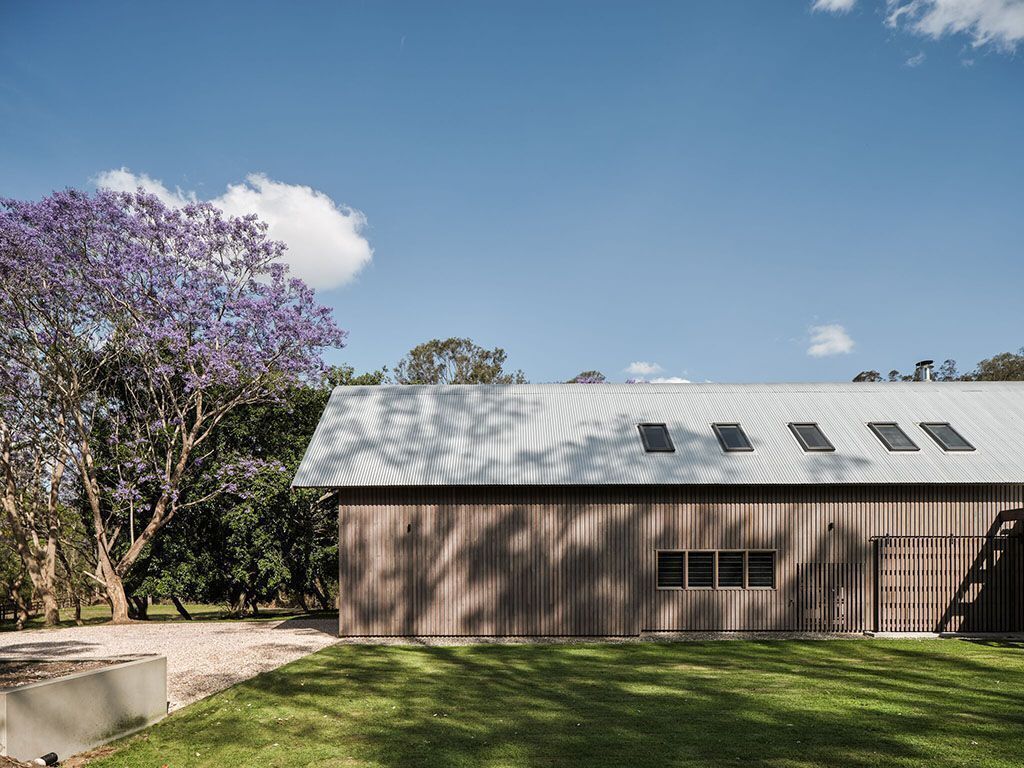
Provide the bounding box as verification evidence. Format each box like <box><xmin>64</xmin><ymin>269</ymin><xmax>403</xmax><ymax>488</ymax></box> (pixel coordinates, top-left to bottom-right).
<box><xmin>874</xmin><ymin>535</ymin><xmax>1024</xmax><ymax>633</ymax></box>
<box><xmin>797</xmin><ymin>562</ymin><xmax>866</xmax><ymax>632</ymax></box>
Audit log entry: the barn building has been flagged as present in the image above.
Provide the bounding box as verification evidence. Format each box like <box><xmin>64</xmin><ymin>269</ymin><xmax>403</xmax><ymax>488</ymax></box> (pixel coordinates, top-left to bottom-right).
<box><xmin>292</xmin><ymin>376</ymin><xmax>1024</xmax><ymax>637</ymax></box>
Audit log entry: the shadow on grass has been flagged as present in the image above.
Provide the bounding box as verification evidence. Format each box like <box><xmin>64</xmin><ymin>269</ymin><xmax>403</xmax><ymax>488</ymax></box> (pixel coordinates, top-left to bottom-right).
<box><xmin>87</xmin><ymin>639</ymin><xmax>1024</xmax><ymax>768</ymax></box>
<box><xmin>272</xmin><ymin>613</ymin><xmax>338</xmax><ymax>635</ymax></box>
<box><xmin>959</xmin><ymin>639</ymin><xmax>1024</xmax><ymax>650</ymax></box>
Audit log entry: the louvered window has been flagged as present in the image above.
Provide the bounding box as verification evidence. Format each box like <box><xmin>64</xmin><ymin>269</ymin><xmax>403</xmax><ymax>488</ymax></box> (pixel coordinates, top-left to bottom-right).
<box><xmin>655</xmin><ymin>550</ymin><xmax>776</xmax><ymax>590</ymax></box>
<box><xmin>717</xmin><ymin>552</ymin><xmax>745</xmax><ymax>587</ymax></box>
<box><xmin>687</xmin><ymin>552</ymin><xmax>715</xmax><ymax>588</ymax></box>
<box><xmin>747</xmin><ymin>552</ymin><xmax>776</xmax><ymax>588</ymax></box>
<box><xmin>656</xmin><ymin>551</ymin><xmax>685</xmax><ymax>588</ymax></box>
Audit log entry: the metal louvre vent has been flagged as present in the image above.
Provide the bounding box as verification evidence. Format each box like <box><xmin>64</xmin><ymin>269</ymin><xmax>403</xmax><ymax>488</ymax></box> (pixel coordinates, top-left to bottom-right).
<box><xmin>657</xmin><ymin>551</ymin><xmax>685</xmax><ymax>588</ymax></box>
<box><xmin>656</xmin><ymin>550</ymin><xmax>778</xmax><ymax>590</ymax></box>
<box><xmin>747</xmin><ymin>552</ymin><xmax>776</xmax><ymax>588</ymax></box>
<box><xmin>717</xmin><ymin>552</ymin><xmax>744</xmax><ymax>587</ymax></box>
<box><xmin>687</xmin><ymin>552</ymin><xmax>715</xmax><ymax>587</ymax></box>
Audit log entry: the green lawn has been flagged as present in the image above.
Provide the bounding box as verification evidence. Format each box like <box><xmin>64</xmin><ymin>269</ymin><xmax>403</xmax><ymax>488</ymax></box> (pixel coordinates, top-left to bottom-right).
<box><xmin>87</xmin><ymin>639</ymin><xmax>1024</xmax><ymax>768</ymax></box>
<box><xmin>1</xmin><ymin>602</ymin><xmax>314</xmax><ymax>632</ymax></box>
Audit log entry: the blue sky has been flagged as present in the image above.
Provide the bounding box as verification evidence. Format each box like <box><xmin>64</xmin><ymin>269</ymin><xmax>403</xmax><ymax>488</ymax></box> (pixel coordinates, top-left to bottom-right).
<box><xmin>2</xmin><ymin>1</ymin><xmax>1022</xmax><ymax>383</ymax></box>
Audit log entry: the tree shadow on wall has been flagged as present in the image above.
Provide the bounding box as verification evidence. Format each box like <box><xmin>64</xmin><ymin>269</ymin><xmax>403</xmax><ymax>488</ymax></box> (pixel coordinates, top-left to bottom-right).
<box><xmin>329</xmin><ymin>389</ymin><xmax>1015</xmax><ymax>637</ymax></box>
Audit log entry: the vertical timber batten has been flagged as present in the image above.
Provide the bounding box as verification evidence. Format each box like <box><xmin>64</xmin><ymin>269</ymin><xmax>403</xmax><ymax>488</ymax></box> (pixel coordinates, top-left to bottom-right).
<box><xmin>335</xmin><ymin>484</ymin><xmax>1024</xmax><ymax>637</ymax></box>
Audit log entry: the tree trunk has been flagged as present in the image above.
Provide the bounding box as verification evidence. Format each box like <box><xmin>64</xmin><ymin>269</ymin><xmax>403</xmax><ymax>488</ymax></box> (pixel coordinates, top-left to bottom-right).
<box><xmin>308</xmin><ymin>582</ymin><xmax>326</xmax><ymax>612</ymax></box>
<box><xmin>9</xmin><ymin>574</ymin><xmax>28</xmax><ymax>631</ymax></box>
<box><xmin>228</xmin><ymin>588</ymin><xmax>247</xmax><ymax>618</ymax></box>
<box><xmin>170</xmin><ymin>595</ymin><xmax>193</xmax><ymax>620</ymax></box>
<box><xmin>41</xmin><ymin>453</ymin><xmax>64</xmax><ymax>627</ymax></box>
<box><xmin>78</xmin><ymin>446</ymin><xmax>132</xmax><ymax>625</ymax></box>
<box><xmin>5</xmin><ymin>546</ymin><xmax>60</xmax><ymax>627</ymax></box>
<box><xmin>103</xmin><ymin>564</ymin><xmax>132</xmax><ymax>624</ymax></box>
<box><xmin>1</xmin><ymin>479</ymin><xmax>62</xmax><ymax>627</ymax></box>
<box><xmin>129</xmin><ymin>595</ymin><xmax>148</xmax><ymax>620</ymax></box>
<box><xmin>313</xmin><ymin>578</ymin><xmax>334</xmax><ymax>612</ymax></box>
<box><xmin>55</xmin><ymin>542</ymin><xmax>83</xmax><ymax>626</ymax></box>
<box><xmin>40</xmin><ymin>589</ymin><xmax>60</xmax><ymax>627</ymax></box>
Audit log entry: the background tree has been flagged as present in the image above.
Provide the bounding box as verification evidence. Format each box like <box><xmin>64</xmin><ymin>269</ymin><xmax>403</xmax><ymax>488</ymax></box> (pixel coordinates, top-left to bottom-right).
<box><xmin>854</xmin><ymin>349</ymin><xmax>1024</xmax><ymax>383</ymax></box>
<box><xmin>393</xmin><ymin>337</ymin><xmax>526</xmax><ymax>384</ymax></box>
<box><xmin>55</xmin><ymin>507</ymin><xmax>97</xmax><ymax>625</ymax></box>
<box><xmin>131</xmin><ymin>383</ymin><xmax>330</xmax><ymax>616</ymax></box>
<box><xmin>0</xmin><ymin>514</ymin><xmax>30</xmax><ymax>628</ymax></box>
<box><xmin>936</xmin><ymin>359</ymin><xmax>959</xmax><ymax>381</ymax></box>
<box><xmin>971</xmin><ymin>348</ymin><xmax>1024</xmax><ymax>380</ymax></box>
<box><xmin>328</xmin><ymin>364</ymin><xmax>388</xmax><ymax>386</ymax></box>
<box><xmin>0</xmin><ymin>442</ymin><xmax>67</xmax><ymax>626</ymax></box>
<box><xmin>567</xmin><ymin>370</ymin><xmax>606</xmax><ymax>383</ymax></box>
<box><xmin>0</xmin><ymin>334</ymin><xmax>70</xmax><ymax>626</ymax></box>
<box><xmin>128</xmin><ymin>365</ymin><xmax>379</xmax><ymax>618</ymax></box>
<box><xmin>852</xmin><ymin>370</ymin><xmax>882</xmax><ymax>382</ymax></box>
<box><xmin>0</xmin><ymin>189</ymin><xmax>345</xmax><ymax>623</ymax></box>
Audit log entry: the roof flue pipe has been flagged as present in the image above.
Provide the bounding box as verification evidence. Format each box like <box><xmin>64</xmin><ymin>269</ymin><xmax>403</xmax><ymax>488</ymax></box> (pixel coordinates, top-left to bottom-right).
<box><xmin>914</xmin><ymin>360</ymin><xmax>934</xmax><ymax>382</ymax></box>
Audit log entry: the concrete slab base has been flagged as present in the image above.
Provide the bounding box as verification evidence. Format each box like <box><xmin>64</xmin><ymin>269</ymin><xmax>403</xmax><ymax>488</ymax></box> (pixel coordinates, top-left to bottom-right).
<box><xmin>865</xmin><ymin>631</ymin><xmax>1024</xmax><ymax>640</ymax></box>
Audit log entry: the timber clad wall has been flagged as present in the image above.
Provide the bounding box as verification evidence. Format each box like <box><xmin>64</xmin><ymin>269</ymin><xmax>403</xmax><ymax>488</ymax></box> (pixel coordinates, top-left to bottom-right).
<box><xmin>338</xmin><ymin>485</ymin><xmax>1024</xmax><ymax>637</ymax></box>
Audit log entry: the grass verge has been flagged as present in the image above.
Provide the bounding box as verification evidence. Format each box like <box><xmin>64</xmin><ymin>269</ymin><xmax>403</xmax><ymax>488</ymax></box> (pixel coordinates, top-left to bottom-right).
<box><xmin>86</xmin><ymin>638</ymin><xmax>1024</xmax><ymax>767</ymax></box>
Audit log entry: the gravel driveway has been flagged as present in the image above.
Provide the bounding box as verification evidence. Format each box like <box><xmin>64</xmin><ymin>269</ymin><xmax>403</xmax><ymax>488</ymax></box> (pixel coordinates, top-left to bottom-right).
<box><xmin>0</xmin><ymin>617</ymin><xmax>337</xmax><ymax>710</ymax></box>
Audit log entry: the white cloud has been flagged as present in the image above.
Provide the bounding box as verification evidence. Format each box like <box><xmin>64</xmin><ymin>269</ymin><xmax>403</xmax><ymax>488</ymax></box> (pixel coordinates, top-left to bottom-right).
<box><xmin>625</xmin><ymin>361</ymin><xmax>663</xmax><ymax>376</ymax></box>
<box><xmin>807</xmin><ymin>324</ymin><xmax>856</xmax><ymax>357</ymax></box>
<box><xmin>887</xmin><ymin>0</ymin><xmax>1024</xmax><ymax>50</ymax></box>
<box><xmin>650</xmin><ymin>376</ymin><xmax>692</xmax><ymax>384</ymax></box>
<box><xmin>94</xmin><ymin>169</ymin><xmax>372</xmax><ymax>290</ymax></box>
<box><xmin>815</xmin><ymin>0</ymin><xmax>1024</xmax><ymax>51</ymax></box>
<box><xmin>94</xmin><ymin>168</ymin><xmax>195</xmax><ymax>208</ymax></box>
<box><xmin>812</xmin><ymin>0</ymin><xmax>857</xmax><ymax>12</ymax></box>
<box><xmin>905</xmin><ymin>50</ymin><xmax>927</xmax><ymax>65</ymax></box>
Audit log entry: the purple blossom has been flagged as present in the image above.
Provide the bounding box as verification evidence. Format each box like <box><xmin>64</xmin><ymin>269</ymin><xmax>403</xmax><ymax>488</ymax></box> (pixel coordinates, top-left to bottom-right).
<box><xmin>0</xmin><ymin>188</ymin><xmax>347</xmax><ymax>602</ymax></box>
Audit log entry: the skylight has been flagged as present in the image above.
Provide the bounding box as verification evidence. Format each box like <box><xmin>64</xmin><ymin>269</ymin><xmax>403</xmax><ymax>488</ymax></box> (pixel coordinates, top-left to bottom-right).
<box><xmin>712</xmin><ymin>423</ymin><xmax>753</xmax><ymax>452</ymax></box>
<box><xmin>789</xmin><ymin>423</ymin><xmax>835</xmax><ymax>452</ymax></box>
<box><xmin>920</xmin><ymin>423</ymin><xmax>975</xmax><ymax>452</ymax></box>
<box><xmin>868</xmin><ymin>422</ymin><xmax>919</xmax><ymax>452</ymax></box>
<box><xmin>638</xmin><ymin>423</ymin><xmax>674</xmax><ymax>452</ymax></box>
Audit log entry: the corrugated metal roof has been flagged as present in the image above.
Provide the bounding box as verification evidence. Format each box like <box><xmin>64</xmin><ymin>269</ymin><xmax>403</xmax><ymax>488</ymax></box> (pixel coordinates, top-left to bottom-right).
<box><xmin>292</xmin><ymin>382</ymin><xmax>1024</xmax><ymax>487</ymax></box>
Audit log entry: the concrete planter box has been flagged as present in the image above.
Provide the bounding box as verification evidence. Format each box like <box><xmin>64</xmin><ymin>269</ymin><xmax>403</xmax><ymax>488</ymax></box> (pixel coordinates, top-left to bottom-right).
<box><xmin>0</xmin><ymin>656</ymin><xmax>167</xmax><ymax>762</ymax></box>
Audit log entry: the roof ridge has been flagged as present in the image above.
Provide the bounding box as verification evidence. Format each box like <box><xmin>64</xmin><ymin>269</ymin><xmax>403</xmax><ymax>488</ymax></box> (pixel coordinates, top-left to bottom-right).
<box><xmin>332</xmin><ymin>382</ymin><xmax>1024</xmax><ymax>392</ymax></box>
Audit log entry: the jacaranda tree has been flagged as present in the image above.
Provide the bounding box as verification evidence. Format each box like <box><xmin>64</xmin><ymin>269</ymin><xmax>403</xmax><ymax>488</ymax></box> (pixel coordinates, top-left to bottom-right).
<box><xmin>0</xmin><ymin>189</ymin><xmax>345</xmax><ymax>623</ymax></box>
